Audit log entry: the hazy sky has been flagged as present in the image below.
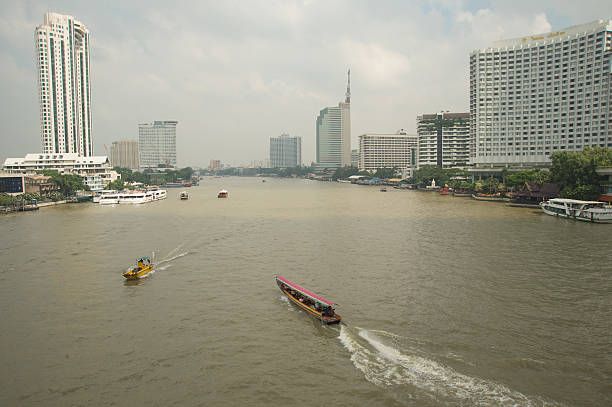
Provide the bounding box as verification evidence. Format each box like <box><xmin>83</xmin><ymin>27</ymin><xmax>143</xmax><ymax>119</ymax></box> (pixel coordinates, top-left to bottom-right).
<box><xmin>1</xmin><ymin>1</ymin><xmax>611</xmax><ymax>167</ymax></box>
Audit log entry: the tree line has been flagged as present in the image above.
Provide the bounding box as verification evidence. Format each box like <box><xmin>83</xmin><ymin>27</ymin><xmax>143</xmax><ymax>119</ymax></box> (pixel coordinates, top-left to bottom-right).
<box><xmin>407</xmin><ymin>147</ymin><xmax>612</xmax><ymax>201</ymax></box>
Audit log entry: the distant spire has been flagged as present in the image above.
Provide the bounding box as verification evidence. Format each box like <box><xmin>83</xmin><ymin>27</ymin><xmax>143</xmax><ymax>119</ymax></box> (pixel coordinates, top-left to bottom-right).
<box><xmin>345</xmin><ymin>69</ymin><xmax>351</xmax><ymax>104</ymax></box>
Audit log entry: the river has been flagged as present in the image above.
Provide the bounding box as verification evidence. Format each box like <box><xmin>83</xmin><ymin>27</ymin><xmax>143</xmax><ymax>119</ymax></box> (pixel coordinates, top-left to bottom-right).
<box><xmin>1</xmin><ymin>177</ymin><xmax>610</xmax><ymax>406</ymax></box>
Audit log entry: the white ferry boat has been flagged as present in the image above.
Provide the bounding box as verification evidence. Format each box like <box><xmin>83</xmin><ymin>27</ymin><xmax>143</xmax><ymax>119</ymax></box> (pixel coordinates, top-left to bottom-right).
<box><xmin>118</xmin><ymin>191</ymin><xmax>154</xmax><ymax>204</ymax></box>
<box><xmin>99</xmin><ymin>193</ymin><xmax>120</xmax><ymax>205</ymax></box>
<box><xmin>540</xmin><ymin>198</ymin><xmax>612</xmax><ymax>223</ymax></box>
<box><xmin>93</xmin><ymin>190</ymin><xmax>117</xmax><ymax>203</ymax></box>
<box><xmin>151</xmin><ymin>189</ymin><xmax>167</xmax><ymax>200</ymax></box>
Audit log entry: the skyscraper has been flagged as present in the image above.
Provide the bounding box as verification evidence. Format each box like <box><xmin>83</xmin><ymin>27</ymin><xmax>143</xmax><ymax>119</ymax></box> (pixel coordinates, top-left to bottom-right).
<box><xmin>35</xmin><ymin>12</ymin><xmax>92</xmax><ymax>156</ymax></box>
<box><xmin>138</xmin><ymin>121</ymin><xmax>178</xmax><ymax>168</ymax></box>
<box><xmin>470</xmin><ymin>19</ymin><xmax>612</xmax><ymax>168</ymax></box>
<box><xmin>270</xmin><ymin>134</ymin><xmax>302</xmax><ymax>167</ymax></box>
<box><xmin>316</xmin><ymin>70</ymin><xmax>351</xmax><ymax>171</ymax></box>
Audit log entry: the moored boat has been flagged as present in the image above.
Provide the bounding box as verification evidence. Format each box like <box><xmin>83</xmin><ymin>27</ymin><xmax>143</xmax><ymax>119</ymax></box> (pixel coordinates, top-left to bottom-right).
<box><xmin>218</xmin><ymin>189</ymin><xmax>228</xmax><ymax>198</ymax></box>
<box><xmin>118</xmin><ymin>191</ymin><xmax>153</xmax><ymax>204</ymax></box>
<box><xmin>99</xmin><ymin>193</ymin><xmax>120</xmax><ymax>205</ymax></box>
<box><xmin>165</xmin><ymin>182</ymin><xmax>183</xmax><ymax>188</ymax></box>
<box><xmin>471</xmin><ymin>193</ymin><xmax>509</xmax><ymax>202</ymax></box>
<box><xmin>150</xmin><ymin>189</ymin><xmax>167</xmax><ymax>200</ymax></box>
<box><xmin>276</xmin><ymin>276</ymin><xmax>342</xmax><ymax>324</ymax></box>
<box><xmin>122</xmin><ymin>256</ymin><xmax>154</xmax><ymax>280</ymax></box>
<box><xmin>540</xmin><ymin>198</ymin><xmax>612</xmax><ymax>223</ymax></box>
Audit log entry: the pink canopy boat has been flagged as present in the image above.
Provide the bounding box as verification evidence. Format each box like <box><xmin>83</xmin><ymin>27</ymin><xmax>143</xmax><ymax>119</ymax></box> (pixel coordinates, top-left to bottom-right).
<box><xmin>276</xmin><ymin>275</ymin><xmax>342</xmax><ymax>324</ymax></box>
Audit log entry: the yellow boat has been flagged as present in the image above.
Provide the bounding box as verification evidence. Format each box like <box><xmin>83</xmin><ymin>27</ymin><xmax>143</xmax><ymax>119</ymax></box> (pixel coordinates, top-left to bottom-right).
<box><xmin>122</xmin><ymin>256</ymin><xmax>154</xmax><ymax>280</ymax></box>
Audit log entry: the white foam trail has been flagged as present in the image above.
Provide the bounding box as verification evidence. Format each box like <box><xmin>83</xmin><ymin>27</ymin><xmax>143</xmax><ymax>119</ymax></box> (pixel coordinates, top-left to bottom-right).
<box><xmin>158</xmin><ymin>251</ymin><xmax>190</xmax><ymax>264</ymax></box>
<box><xmin>338</xmin><ymin>326</ymin><xmax>559</xmax><ymax>406</ymax></box>
<box><xmin>159</xmin><ymin>243</ymin><xmax>185</xmax><ymax>262</ymax></box>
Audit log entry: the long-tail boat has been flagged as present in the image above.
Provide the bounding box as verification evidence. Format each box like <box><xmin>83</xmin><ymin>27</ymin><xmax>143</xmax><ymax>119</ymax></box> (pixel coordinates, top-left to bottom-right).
<box><xmin>122</xmin><ymin>256</ymin><xmax>154</xmax><ymax>280</ymax></box>
<box><xmin>276</xmin><ymin>275</ymin><xmax>342</xmax><ymax>324</ymax></box>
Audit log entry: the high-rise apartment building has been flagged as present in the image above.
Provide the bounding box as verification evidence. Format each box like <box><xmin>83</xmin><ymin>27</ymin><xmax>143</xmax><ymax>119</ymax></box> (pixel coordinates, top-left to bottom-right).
<box><xmin>470</xmin><ymin>19</ymin><xmax>612</xmax><ymax>168</ymax></box>
<box><xmin>417</xmin><ymin>112</ymin><xmax>470</xmax><ymax>168</ymax></box>
<box><xmin>138</xmin><ymin>121</ymin><xmax>177</xmax><ymax>168</ymax></box>
<box><xmin>110</xmin><ymin>140</ymin><xmax>139</xmax><ymax>169</ymax></box>
<box><xmin>316</xmin><ymin>71</ymin><xmax>351</xmax><ymax>171</ymax></box>
<box><xmin>359</xmin><ymin>131</ymin><xmax>418</xmax><ymax>172</ymax></box>
<box><xmin>35</xmin><ymin>12</ymin><xmax>92</xmax><ymax>156</ymax></box>
<box><xmin>270</xmin><ymin>134</ymin><xmax>301</xmax><ymax>168</ymax></box>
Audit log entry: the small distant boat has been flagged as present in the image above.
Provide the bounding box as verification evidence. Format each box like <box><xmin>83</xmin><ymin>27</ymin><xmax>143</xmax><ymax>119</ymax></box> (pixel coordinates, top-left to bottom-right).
<box><xmin>276</xmin><ymin>276</ymin><xmax>342</xmax><ymax>325</ymax></box>
<box><xmin>122</xmin><ymin>256</ymin><xmax>154</xmax><ymax>280</ymax></box>
<box><xmin>180</xmin><ymin>191</ymin><xmax>189</xmax><ymax>200</ymax></box>
<box><xmin>380</xmin><ymin>187</ymin><xmax>387</xmax><ymax>192</ymax></box>
<box><xmin>165</xmin><ymin>182</ymin><xmax>183</xmax><ymax>188</ymax></box>
<box><xmin>471</xmin><ymin>193</ymin><xmax>509</xmax><ymax>202</ymax></box>
<box><xmin>540</xmin><ymin>198</ymin><xmax>612</xmax><ymax>223</ymax></box>
<box><xmin>218</xmin><ymin>189</ymin><xmax>228</xmax><ymax>198</ymax></box>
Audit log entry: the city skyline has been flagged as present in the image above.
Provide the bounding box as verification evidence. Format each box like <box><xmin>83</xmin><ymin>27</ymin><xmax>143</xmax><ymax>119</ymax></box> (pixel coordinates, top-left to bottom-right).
<box><xmin>1</xmin><ymin>2</ymin><xmax>612</xmax><ymax>167</ymax></box>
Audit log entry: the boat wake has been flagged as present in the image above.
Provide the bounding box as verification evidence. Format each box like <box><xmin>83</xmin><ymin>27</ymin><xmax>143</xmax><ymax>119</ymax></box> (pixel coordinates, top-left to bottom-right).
<box><xmin>338</xmin><ymin>325</ymin><xmax>559</xmax><ymax>406</ymax></box>
<box><xmin>157</xmin><ymin>251</ymin><xmax>192</xmax><ymax>265</ymax></box>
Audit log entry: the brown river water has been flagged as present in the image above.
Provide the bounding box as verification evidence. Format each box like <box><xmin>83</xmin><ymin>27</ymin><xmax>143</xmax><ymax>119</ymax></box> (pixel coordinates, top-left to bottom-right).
<box><xmin>1</xmin><ymin>177</ymin><xmax>611</xmax><ymax>406</ymax></box>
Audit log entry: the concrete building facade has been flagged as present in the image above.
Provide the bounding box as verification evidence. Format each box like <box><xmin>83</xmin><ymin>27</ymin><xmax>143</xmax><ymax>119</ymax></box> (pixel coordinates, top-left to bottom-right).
<box><xmin>417</xmin><ymin>112</ymin><xmax>471</xmax><ymax>168</ymax></box>
<box><xmin>359</xmin><ymin>131</ymin><xmax>418</xmax><ymax>173</ymax></box>
<box><xmin>35</xmin><ymin>12</ymin><xmax>92</xmax><ymax>156</ymax></box>
<box><xmin>470</xmin><ymin>19</ymin><xmax>612</xmax><ymax>168</ymax></box>
<box><xmin>110</xmin><ymin>140</ymin><xmax>139</xmax><ymax>170</ymax></box>
<box><xmin>270</xmin><ymin>134</ymin><xmax>302</xmax><ymax>168</ymax></box>
<box><xmin>2</xmin><ymin>153</ymin><xmax>119</xmax><ymax>191</ymax></box>
<box><xmin>138</xmin><ymin>121</ymin><xmax>177</xmax><ymax>169</ymax></box>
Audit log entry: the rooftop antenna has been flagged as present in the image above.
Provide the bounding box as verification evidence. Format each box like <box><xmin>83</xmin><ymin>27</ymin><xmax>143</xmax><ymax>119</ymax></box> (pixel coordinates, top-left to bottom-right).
<box><xmin>345</xmin><ymin>69</ymin><xmax>351</xmax><ymax>104</ymax></box>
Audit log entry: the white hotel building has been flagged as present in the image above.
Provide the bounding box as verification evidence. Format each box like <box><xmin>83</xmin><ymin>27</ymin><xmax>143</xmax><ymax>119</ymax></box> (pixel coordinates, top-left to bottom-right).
<box><xmin>139</xmin><ymin>121</ymin><xmax>178</xmax><ymax>169</ymax></box>
<box><xmin>359</xmin><ymin>131</ymin><xmax>418</xmax><ymax>176</ymax></box>
<box><xmin>270</xmin><ymin>134</ymin><xmax>301</xmax><ymax>168</ymax></box>
<box><xmin>35</xmin><ymin>12</ymin><xmax>92</xmax><ymax>156</ymax></box>
<box><xmin>2</xmin><ymin>153</ymin><xmax>119</xmax><ymax>191</ymax></box>
<box><xmin>470</xmin><ymin>19</ymin><xmax>612</xmax><ymax>168</ymax></box>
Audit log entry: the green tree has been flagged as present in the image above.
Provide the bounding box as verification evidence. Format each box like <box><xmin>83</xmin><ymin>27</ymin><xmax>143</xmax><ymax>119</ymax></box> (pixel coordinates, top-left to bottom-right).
<box><xmin>408</xmin><ymin>165</ymin><xmax>466</xmax><ymax>188</ymax></box>
<box><xmin>550</xmin><ymin>147</ymin><xmax>612</xmax><ymax>200</ymax></box>
<box><xmin>107</xmin><ymin>179</ymin><xmax>125</xmax><ymax>190</ymax></box>
<box><xmin>373</xmin><ymin>168</ymin><xmax>397</xmax><ymax>179</ymax></box>
<box><xmin>39</xmin><ymin>170</ymin><xmax>89</xmax><ymax>196</ymax></box>
<box><xmin>482</xmin><ymin>177</ymin><xmax>500</xmax><ymax>194</ymax></box>
<box><xmin>332</xmin><ymin>166</ymin><xmax>361</xmax><ymax>180</ymax></box>
<box><xmin>505</xmin><ymin>169</ymin><xmax>551</xmax><ymax>190</ymax></box>
<box><xmin>0</xmin><ymin>193</ymin><xmax>16</xmax><ymax>206</ymax></box>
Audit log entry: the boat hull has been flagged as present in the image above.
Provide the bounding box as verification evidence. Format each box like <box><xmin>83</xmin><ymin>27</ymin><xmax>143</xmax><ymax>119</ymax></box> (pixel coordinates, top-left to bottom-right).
<box><xmin>122</xmin><ymin>265</ymin><xmax>154</xmax><ymax>280</ymax></box>
<box><xmin>540</xmin><ymin>203</ymin><xmax>612</xmax><ymax>223</ymax></box>
<box><xmin>276</xmin><ymin>279</ymin><xmax>341</xmax><ymax>324</ymax></box>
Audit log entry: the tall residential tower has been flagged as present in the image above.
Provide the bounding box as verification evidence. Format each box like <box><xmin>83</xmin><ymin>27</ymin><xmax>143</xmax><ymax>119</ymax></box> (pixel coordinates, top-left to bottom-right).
<box><xmin>470</xmin><ymin>19</ymin><xmax>612</xmax><ymax>168</ymax></box>
<box><xmin>35</xmin><ymin>12</ymin><xmax>92</xmax><ymax>156</ymax></box>
<box><xmin>316</xmin><ymin>70</ymin><xmax>351</xmax><ymax>171</ymax></box>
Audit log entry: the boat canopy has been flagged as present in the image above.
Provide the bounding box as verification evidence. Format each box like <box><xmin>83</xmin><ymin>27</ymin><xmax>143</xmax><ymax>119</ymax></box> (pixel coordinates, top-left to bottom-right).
<box><xmin>276</xmin><ymin>275</ymin><xmax>335</xmax><ymax>306</ymax></box>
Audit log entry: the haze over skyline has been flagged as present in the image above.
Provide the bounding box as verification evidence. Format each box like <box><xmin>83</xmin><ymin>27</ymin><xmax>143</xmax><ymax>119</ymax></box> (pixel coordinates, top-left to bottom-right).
<box><xmin>1</xmin><ymin>1</ymin><xmax>611</xmax><ymax>167</ymax></box>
